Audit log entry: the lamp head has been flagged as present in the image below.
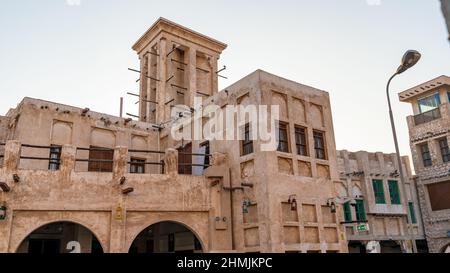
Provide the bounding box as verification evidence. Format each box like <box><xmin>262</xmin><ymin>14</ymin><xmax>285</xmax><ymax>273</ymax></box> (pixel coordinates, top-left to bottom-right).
<box><xmin>397</xmin><ymin>50</ymin><xmax>421</xmax><ymax>74</ymax></box>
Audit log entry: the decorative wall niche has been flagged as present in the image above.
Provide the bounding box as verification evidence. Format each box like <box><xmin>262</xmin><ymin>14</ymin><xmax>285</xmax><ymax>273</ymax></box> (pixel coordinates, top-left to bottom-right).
<box><xmin>244</xmin><ymin>227</ymin><xmax>260</xmax><ymax>247</ymax></box>
<box><xmin>51</xmin><ymin>120</ymin><xmax>73</xmax><ymax>145</ymax></box>
<box><xmin>243</xmin><ymin>204</ymin><xmax>258</xmax><ymax>224</ymax></box>
<box><xmin>321</xmin><ymin>205</ymin><xmax>336</xmax><ymax>224</ymax></box>
<box><xmin>237</xmin><ymin>93</ymin><xmax>250</xmax><ymax>106</ymax></box>
<box><xmin>304</xmin><ymin>227</ymin><xmax>320</xmax><ymax>243</ymax></box>
<box><xmin>292</xmin><ymin>98</ymin><xmax>306</xmax><ymax>124</ymax></box>
<box><xmin>91</xmin><ymin>128</ymin><xmax>115</xmax><ymax>148</ymax></box>
<box><xmin>317</xmin><ymin>164</ymin><xmax>330</xmax><ymax>179</ymax></box>
<box><xmin>278</xmin><ymin>157</ymin><xmax>294</xmax><ymax>175</ymax></box>
<box><xmin>298</xmin><ymin>161</ymin><xmax>312</xmax><ymax>177</ymax></box>
<box><xmin>283</xmin><ymin>226</ymin><xmax>300</xmax><ymax>245</ymax></box>
<box><xmin>302</xmin><ymin>204</ymin><xmax>318</xmax><ymax>223</ymax></box>
<box><xmin>131</xmin><ymin>135</ymin><xmax>147</xmax><ymax>150</ymax></box>
<box><xmin>310</xmin><ymin>103</ymin><xmax>324</xmax><ymax>127</ymax></box>
<box><xmin>271</xmin><ymin>91</ymin><xmax>288</xmax><ymax>120</ymax></box>
<box><xmin>324</xmin><ymin>227</ymin><xmax>339</xmax><ymax>243</ymax></box>
<box><xmin>241</xmin><ymin>160</ymin><xmax>255</xmax><ymax>179</ymax></box>
<box><xmin>282</xmin><ymin>202</ymin><xmax>299</xmax><ymax>222</ymax></box>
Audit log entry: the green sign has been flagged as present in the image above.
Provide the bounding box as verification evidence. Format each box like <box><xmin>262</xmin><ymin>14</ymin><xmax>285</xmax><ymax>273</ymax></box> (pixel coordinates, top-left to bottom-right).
<box><xmin>356</xmin><ymin>224</ymin><xmax>369</xmax><ymax>232</ymax></box>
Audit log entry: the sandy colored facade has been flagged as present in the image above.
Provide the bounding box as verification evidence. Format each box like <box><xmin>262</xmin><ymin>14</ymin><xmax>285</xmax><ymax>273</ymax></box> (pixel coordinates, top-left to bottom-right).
<box><xmin>0</xmin><ymin>18</ymin><xmax>348</xmax><ymax>253</ymax></box>
<box><xmin>336</xmin><ymin>150</ymin><xmax>426</xmax><ymax>253</ymax></box>
<box><xmin>399</xmin><ymin>75</ymin><xmax>450</xmax><ymax>253</ymax></box>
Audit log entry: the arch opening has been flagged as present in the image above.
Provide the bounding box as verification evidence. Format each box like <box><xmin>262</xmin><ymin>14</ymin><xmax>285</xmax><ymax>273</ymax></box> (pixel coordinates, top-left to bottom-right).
<box><xmin>442</xmin><ymin>244</ymin><xmax>450</xmax><ymax>253</ymax></box>
<box><xmin>16</xmin><ymin>221</ymin><xmax>104</xmax><ymax>254</ymax></box>
<box><xmin>129</xmin><ymin>221</ymin><xmax>203</xmax><ymax>253</ymax></box>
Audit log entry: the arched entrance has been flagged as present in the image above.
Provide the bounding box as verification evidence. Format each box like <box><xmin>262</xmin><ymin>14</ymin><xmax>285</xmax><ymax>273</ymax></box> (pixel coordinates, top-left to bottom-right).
<box><xmin>16</xmin><ymin>221</ymin><xmax>104</xmax><ymax>254</ymax></box>
<box><xmin>380</xmin><ymin>240</ymin><xmax>402</xmax><ymax>253</ymax></box>
<box><xmin>129</xmin><ymin>221</ymin><xmax>203</xmax><ymax>253</ymax></box>
<box><xmin>443</xmin><ymin>244</ymin><xmax>450</xmax><ymax>253</ymax></box>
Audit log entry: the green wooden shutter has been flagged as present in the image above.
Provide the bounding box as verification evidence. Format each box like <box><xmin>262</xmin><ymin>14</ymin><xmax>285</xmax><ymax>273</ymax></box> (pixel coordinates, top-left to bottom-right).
<box><xmin>355</xmin><ymin>200</ymin><xmax>367</xmax><ymax>222</ymax></box>
<box><xmin>388</xmin><ymin>180</ymin><xmax>401</xmax><ymax>205</ymax></box>
<box><xmin>372</xmin><ymin>180</ymin><xmax>386</xmax><ymax>204</ymax></box>
<box><xmin>409</xmin><ymin>202</ymin><xmax>417</xmax><ymax>224</ymax></box>
<box><xmin>343</xmin><ymin>202</ymin><xmax>352</xmax><ymax>222</ymax></box>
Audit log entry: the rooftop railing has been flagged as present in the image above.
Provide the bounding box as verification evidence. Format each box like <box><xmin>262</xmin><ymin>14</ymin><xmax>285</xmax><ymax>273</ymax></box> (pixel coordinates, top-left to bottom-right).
<box><xmin>178</xmin><ymin>152</ymin><xmax>212</xmax><ymax>175</ymax></box>
<box><xmin>0</xmin><ymin>141</ymin><xmax>217</xmax><ymax>176</ymax></box>
<box><xmin>414</xmin><ymin>107</ymin><xmax>442</xmax><ymax>126</ymax></box>
<box><xmin>19</xmin><ymin>144</ymin><xmax>61</xmax><ymax>170</ymax></box>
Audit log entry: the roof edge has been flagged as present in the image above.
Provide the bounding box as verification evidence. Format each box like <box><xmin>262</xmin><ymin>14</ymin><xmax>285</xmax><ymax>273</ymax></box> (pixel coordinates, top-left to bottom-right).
<box><xmin>132</xmin><ymin>17</ymin><xmax>227</xmax><ymax>53</ymax></box>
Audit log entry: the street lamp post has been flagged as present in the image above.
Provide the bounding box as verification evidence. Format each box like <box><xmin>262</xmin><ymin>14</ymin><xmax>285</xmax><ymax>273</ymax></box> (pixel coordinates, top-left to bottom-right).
<box><xmin>386</xmin><ymin>50</ymin><xmax>421</xmax><ymax>253</ymax></box>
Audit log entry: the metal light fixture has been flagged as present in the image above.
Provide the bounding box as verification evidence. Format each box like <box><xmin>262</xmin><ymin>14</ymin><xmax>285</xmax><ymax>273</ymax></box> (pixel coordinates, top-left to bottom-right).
<box><xmin>288</xmin><ymin>195</ymin><xmax>298</xmax><ymax>211</ymax></box>
<box><xmin>13</xmin><ymin>174</ymin><xmax>20</xmax><ymax>183</ymax></box>
<box><xmin>396</xmin><ymin>50</ymin><xmax>421</xmax><ymax>74</ymax></box>
<box><xmin>122</xmin><ymin>187</ymin><xmax>134</xmax><ymax>195</ymax></box>
<box><xmin>242</xmin><ymin>199</ymin><xmax>252</xmax><ymax>214</ymax></box>
<box><xmin>119</xmin><ymin>176</ymin><xmax>126</xmax><ymax>185</ymax></box>
<box><xmin>385</xmin><ymin>50</ymin><xmax>421</xmax><ymax>253</ymax></box>
<box><xmin>327</xmin><ymin>199</ymin><xmax>337</xmax><ymax>214</ymax></box>
<box><xmin>0</xmin><ymin>202</ymin><xmax>6</xmax><ymax>221</ymax></box>
<box><xmin>0</xmin><ymin>182</ymin><xmax>10</xmax><ymax>193</ymax></box>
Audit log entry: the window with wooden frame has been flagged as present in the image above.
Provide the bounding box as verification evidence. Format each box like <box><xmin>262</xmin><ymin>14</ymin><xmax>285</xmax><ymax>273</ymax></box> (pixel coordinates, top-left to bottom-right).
<box><xmin>427</xmin><ymin>180</ymin><xmax>450</xmax><ymax>211</ymax></box>
<box><xmin>388</xmin><ymin>180</ymin><xmax>401</xmax><ymax>205</ymax></box>
<box><xmin>88</xmin><ymin>146</ymin><xmax>114</xmax><ymax>173</ymax></box>
<box><xmin>277</xmin><ymin>122</ymin><xmax>289</xmax><ymax>153</ymax></box>
<box><xmin>355</xmin><ymin>200</ymin><xmax>367</xmax><ymax>222</ymax></box>
<box><xmin>178</xmin><ymin>143</ymin><xmax>192</xmax><ymax>175</ymax></box>
<box><xmin>372</xmin><ymin>179</ymin><xmax>386</xmax><ymax>204</ymax></box>
<box><xmin>130</xmin><ymin>158</ymin><xmax>146</xmax><ymax>174</ymax></box>
<box><xmin>419</xmin><ymin>143</ymin><xmax>432</xmax><ymax>167</ymax></box>
<box><xmin>438</xmin><ymin>138</ymin><xmax>450</xmax><ymax>163</ymax></box>
<box><xmin>241</xmin><ymin>123</ymin><xmax>254</xmax><ymax>156</ymax></box>
<box><xmin>313</xmin><ymin>130</ymin><xmax>326</xmax><ymax>160</ymax></box>
<box><xmin>408</xmin><ymin>202</ymin><xmax>417</xmax><ymax>224</ymax></box>
<box><xmin>48</xmin><ymin>145</ymin><xmax>62</xmax><ymax>171</ymax></box>
<box><xmin>343</xmin><ymin>202</ymin><xmax>352</xmax><ymax>222</ymax></box>
<box><xmin>200</xmin><ymin>141</ymin><xmax>210</xmax><ymax>170</ymax></box>
<box><xmin>294</xmin><ymin>126</ymin><xmax>308</xmax><ymax>156</ymax></box>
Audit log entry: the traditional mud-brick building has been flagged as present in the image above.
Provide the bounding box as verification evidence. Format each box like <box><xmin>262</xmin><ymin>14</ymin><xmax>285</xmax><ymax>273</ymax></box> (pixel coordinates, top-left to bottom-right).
<box><xmin>336</xmin><ymin>150</ymin><xmax>427</xmax><ymax>253</ymax></box>
<box><xmin>399</xmin><ymin>75</ymin><xmax>450</xmax><ymax>253</ymax></box>
<box><xmin>0</xmin><ymin>18</ymin><xmax>348</xmax><ymax>253</ymax></box>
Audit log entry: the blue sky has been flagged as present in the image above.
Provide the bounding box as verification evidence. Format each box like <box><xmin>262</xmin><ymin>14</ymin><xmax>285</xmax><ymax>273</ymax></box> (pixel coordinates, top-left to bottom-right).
<box><xmin>0</xmin><ymin>0</ymin><xmax>449</xmax><ymax>164</ymax></box>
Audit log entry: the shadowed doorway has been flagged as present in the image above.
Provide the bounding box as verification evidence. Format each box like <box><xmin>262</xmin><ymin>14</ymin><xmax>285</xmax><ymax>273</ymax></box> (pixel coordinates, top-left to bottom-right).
<box><xmin>17</xmin><ymin>221</ymin><xmax>104</xmax><ymax>254</ymax></box>
<box><xmin>129</xmin><ymin>221</ymin><xmax>203</xmax><ymax>253</ymax></box>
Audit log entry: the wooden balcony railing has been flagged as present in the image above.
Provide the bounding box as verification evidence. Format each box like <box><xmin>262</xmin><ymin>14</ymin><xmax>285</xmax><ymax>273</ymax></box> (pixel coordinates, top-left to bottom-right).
<box><xmin>414</xmin><ymin>108</ymin><xmax>442</xmax><ymax>126</ymax></box>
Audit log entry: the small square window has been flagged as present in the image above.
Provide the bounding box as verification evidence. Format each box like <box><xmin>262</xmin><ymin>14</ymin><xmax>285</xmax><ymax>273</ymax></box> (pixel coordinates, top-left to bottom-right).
<box><xmin>241</xmin><ymin>123</ymin><xmax>254</xmax><ymax>156</ymax></box>
<box><xmin>419</xmin><ymin>143</ymin><xmax>432</xmax><ymax>167</ymax></box>
<box><xmin>295</xmin><ymin>126</ymin><xmax>308</xmax><ymax>156</ymax></box>
<box><xmin>48</xmin><ymin>145</ymin><xmax>62</xmax><ymax>171</ymax></box>
<box><xmin>439</xmin><ymin>138</ymin><xmax>450</xmax><ymax>163</ymax></box>
<box><xmin>130</xmin><ymin>158</ymin><xmax>145</xmax><ymax>174</ymax></box>
<box><xmin>277</xmin><ymin>122</ymin><xmax>289</xmax><ymax>153</ymax></box>
<box><xmin>313</xmin><ymin>131</ymin><xmax>326</xmax><ymax>160</ymax></box>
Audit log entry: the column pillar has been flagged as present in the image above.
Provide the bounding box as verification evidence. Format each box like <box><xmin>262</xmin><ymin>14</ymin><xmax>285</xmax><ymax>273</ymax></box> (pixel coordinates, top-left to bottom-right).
<box><xmin>139</xmin><ymin>55</ymin><xmax>147</xmax><ymax>122</ymax></box>
<box><xmin>187</xmin><ymin>47</ymin><xmax>197</xmax><ymax>108</ymax></box>
<box><xmin>113</xmin><ymin>146</ymin><xmax>128</xmax><ymax>182</ymax></box>
<box><xmin>145</xmin><ymin>53</ymin><xmax>152</xmax><ymax>122</ymax></box>
<box><xmin>210</xmin><ymin>56</ymin><xmax>219</xmax><ymax>95</ymax></box>
<box><xmin>157</xmin><ymin>38</ymin><xmax>168</xmax><ymax>124</ymax></box>
<box><xmin>3</xmin><ymin>140</ymin><xmax>21</xmax><ymax>172</ymax></box>
<box><xmin>60</xmin><ymin>145</ymin><xmax>76</xmax><ymax>182</ymax></box>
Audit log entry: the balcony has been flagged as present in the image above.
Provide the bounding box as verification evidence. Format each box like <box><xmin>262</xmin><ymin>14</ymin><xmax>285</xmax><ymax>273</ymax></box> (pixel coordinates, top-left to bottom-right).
<box><xmin>414</xmin><ymin>107</ymin><xmax>442</xmax><ymax>126</ymax></box>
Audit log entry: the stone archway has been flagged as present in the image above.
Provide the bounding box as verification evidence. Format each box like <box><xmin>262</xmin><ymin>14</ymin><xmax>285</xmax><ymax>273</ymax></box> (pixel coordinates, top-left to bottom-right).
<box><xmin>16</xmin><ymin>221</ymin><xmax>105</xmax><ymax>254</ymax></box>
<box><xmin>128</xmin><ymin>221</ymin><xmax>204</xmax><ymax>253</ymax></box>
<box><xmin>442</xmin><ymin>244</ymin><xmax>450</xmax><ymax>253</ymax></box>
